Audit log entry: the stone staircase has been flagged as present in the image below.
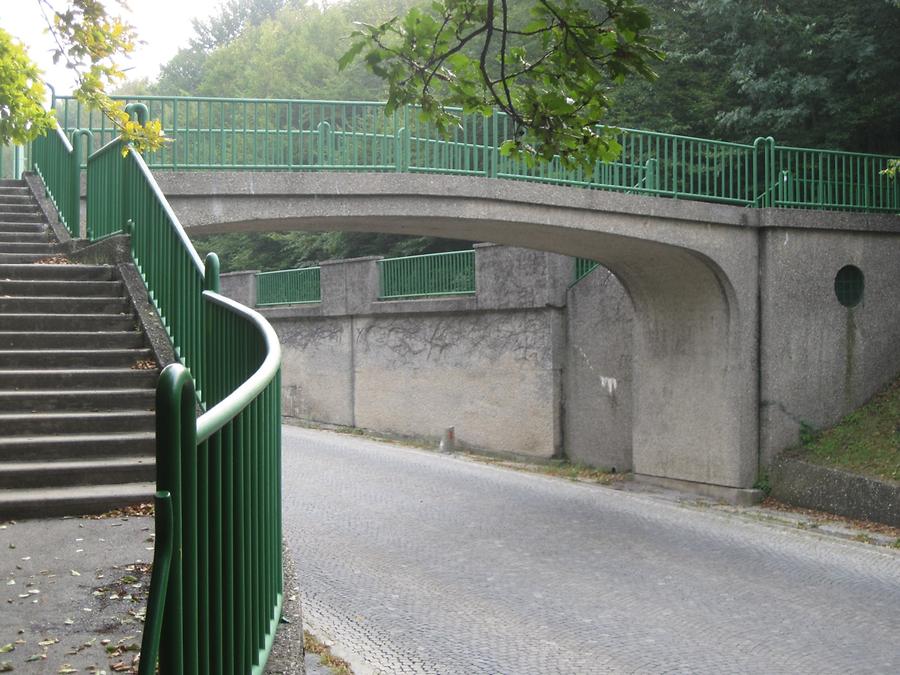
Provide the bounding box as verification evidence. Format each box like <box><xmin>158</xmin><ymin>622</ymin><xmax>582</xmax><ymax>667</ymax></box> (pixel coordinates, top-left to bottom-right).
<box><xmin>0</xmin><ymin>179</ymin><xmax>157</xmax><ymax>519</ymax></box>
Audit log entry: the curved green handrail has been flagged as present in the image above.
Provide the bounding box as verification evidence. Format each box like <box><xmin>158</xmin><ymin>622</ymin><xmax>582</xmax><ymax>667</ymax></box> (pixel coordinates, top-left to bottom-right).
<box><xmin>197</xmin><ymin>290</ymin><xmax>282</xmax><ymax>442</ymax></box>
<box><xmin>81</xmin><ymin>125</ymin><xmax>284</xmax><ymax>673</ymax></box>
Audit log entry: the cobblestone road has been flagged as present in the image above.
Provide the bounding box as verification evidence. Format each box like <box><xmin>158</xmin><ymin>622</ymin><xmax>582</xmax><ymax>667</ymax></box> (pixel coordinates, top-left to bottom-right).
<box><xmin>282</xmin><ymin>427</ymin><xmax>900</xmax><ymax>675</ymax></box>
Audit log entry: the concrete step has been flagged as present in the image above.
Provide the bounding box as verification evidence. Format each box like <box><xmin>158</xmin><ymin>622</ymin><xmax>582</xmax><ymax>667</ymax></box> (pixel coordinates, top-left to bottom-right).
<box><xmin>0</xmin><ymin>331</ymin><xmax>145</xmax><ymax>350</ymax></box>
<box><xmin>0</xmin><ymin>482</ymin><xmax>156</xmax><ymax>519</ymax></box>
<box><xmin>0</xmin><ymin>253</ymin><xmax>62</xmax><ymax>264</ymax></box>
<box><xmin>0</xmin><ymin>348</ymin><xmax>153</xmax><ymax>368</ymax></box>
<box><xmin>0</xmin><ymin>221</ymin><xmax>47</xmax><ymax>233</ymax></box>
<box><xmin>0</xmin><ymin>195</ymin><xmax>36</xmax><ymax>206</ymax></box>
<box><xmin>0</xmin><ymin>456</ymin><xmax>155</xmax><ymax>489</ymax></box>
<box><xmin>0</xmin><ymin>231</ymin><xmax>51</xmax><ymax>243</ymax></box>
<box><xmin>0</xmin><ymin>264</ymin><xmax>114</xmax><ymax>281</ymax></box>
<box><xmin>0</xmin><ymin>279</ymin><xmax>123</xmax><ymax>296</ymax></box>
<box><xmin>0</xmin><ymin>313</ymin><xmax>135</xmax><ymax>331</ymax></box>
<box><xmin>0</xmin><ymin>213</ymin><xmax>44</xmax><ymax>224</ymax></box>
<box><xmin>0</xmin><ymin>432</ymin><xmax>155</xmax><ymax>461</ymax></box>
<box><xmin>0</xmin><ymin>388</ymin><xmax>155</xmax><ymax>412</ymax></box>
<box><xmin>0</xmin><ymin>242</ymin><xmax>62</xmax><ymax>253</ymax></box>
<box><xmin>0</xmin><ymin>368</ymin><xmax>158</xmax><ymax>390</ymax></box>
<box><xmin>0</xmin><ymin>296</ymin><xmax>129</xmax><ymax>314</ymax></box>
<box><xmin>0</xmin><ymin>204</ymin><xmax>41</xmax><ymax>215</ymax></box>
<box><xmin>0</xmin><ymin>410</ymin><xmax>155</xmax><ymax>436</ymax></box>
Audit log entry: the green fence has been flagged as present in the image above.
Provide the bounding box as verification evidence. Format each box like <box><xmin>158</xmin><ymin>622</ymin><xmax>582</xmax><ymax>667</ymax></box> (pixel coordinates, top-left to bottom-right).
<box><xmin>52</xmin><ymin>94</ymin><xmax>899</xmax><ymax>212</ymax></box>
<box><xmin>378</xmin><ymin>250</ymin><xmax>476</xmax><ymax>299</ymax></box>
<box><xmin>257</xmin><ymin>266</ymin><xmax>321</xmax><ymax>306</ymax></box>
<box><xmin>79</xmin><ymin>129</ymin><xmax>283</xmax><ymax>673</ymax></box>
<box><xmin>151</xmin><ymin>295</ymin><xmax>282</xmax><ymax>675</ymax></box>
<box><xmin>29</xmin><ymin>126</ymin><xmax>81</xmax><ymax>237</ymax></box>
<box><xmin>774</xmin><ymin>145</ymin><xmax>899</xmax><ymax>212</ymax></box>
<box><xmin>574</xmin><ymin>258</ymin><xmax>600</xmax><ymax>282</ymax></box>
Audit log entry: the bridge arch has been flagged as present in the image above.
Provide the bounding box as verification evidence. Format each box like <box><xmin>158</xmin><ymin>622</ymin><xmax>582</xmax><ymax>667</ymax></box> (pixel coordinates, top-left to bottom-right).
<box><xmin>158</xmin><ymin>172</ymin><xmax>761</xmax><ymax>490</ymax></box>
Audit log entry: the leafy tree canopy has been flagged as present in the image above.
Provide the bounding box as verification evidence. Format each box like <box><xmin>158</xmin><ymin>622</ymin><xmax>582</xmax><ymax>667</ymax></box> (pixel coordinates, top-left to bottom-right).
<box><xmin>0</xmin><ymin>28</ymin><xmax>57</xmax><ymax>144</ymax></box>
<box><xmin>1</xmin><ymin>1</ymin><xmax>167</xmax><ymax>153</ymax></box>
<box><xmin>605</xmin><ymin>0</ymin><xmax>900</xmax><ymax>153</ymax></box>
<box><xmin>340</xmin><ymin>0</ymin><xmax>664</xmax><ymax>170</ymax></box>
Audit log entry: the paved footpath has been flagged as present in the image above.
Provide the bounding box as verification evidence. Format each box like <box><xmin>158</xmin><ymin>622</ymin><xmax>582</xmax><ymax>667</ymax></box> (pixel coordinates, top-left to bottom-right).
<box><xmin>282</xmin><ymin>426</ymin><xmax>900</xmax><ymax>675</ymax></box>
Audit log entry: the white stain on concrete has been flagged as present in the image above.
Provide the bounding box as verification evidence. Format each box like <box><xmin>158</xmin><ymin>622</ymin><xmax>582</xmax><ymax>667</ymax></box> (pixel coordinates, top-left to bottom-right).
<box><xmin>600</xmin><ymin>376</ymin><xmax>618</xmax><ymax>395</ymax></box>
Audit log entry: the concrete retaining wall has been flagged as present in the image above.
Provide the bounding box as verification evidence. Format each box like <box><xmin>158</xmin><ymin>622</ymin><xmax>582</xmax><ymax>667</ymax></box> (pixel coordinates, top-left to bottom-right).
<box><xmin>231</xmin><ymin>245</ymin><xmax>605</xmax><ymax>459</ymax></box>
<box><xmin>759</xmin><ymin>226</ymin><xmax>900</xmax><ymax>465</ymax></box>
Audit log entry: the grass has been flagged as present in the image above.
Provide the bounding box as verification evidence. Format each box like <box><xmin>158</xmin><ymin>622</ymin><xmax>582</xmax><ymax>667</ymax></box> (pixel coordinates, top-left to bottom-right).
<box><xmin>794</xmin><ymin>376</ymin><xmax>899</xmax><ymax>483</ymax></box>
<box><xmin>303</xmin><ymin>630</ymin><xmax>353</xmax><ymax>675</ymax></box>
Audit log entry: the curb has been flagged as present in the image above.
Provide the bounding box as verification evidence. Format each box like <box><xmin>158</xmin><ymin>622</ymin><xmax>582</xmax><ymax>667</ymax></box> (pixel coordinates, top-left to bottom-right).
<box><xmin>770</xmin><ymin>456</ymin><xmax>900</xmax><ymax>527</ymax></box>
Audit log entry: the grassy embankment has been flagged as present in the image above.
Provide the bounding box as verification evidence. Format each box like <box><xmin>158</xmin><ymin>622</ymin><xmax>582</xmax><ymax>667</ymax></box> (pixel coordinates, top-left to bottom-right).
<box><xmin>794</xmin><ymin>376</ymin><xmax>899</xmax><ymax>483</ymax></box>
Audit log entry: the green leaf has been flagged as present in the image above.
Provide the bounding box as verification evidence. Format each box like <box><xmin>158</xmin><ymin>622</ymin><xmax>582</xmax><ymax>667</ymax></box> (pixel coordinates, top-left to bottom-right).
<box><xmin>338</xmin><ymin>41</ymin><xmax>365</xmax><ymax>72</ymax></box>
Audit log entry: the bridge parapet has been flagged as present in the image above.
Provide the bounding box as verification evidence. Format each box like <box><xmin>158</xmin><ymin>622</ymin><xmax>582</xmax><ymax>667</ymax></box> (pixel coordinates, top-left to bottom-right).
<box><xmin>52</xmin><ymin>94</ymin><xmax>900</xmax><ymax>213</ymax></box>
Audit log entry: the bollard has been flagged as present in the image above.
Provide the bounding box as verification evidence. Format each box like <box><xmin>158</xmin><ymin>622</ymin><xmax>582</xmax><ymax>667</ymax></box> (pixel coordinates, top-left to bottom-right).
<box><xmin>439</xmin><ymin>426</ymin><xmax>455</xmax><ymax>453</ymax></box>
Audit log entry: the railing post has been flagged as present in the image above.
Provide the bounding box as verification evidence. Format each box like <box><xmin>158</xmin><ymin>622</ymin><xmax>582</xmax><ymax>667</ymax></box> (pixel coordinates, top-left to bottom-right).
<box><xmin>138</xmin><ymin>490</ymin><xmax>173</xmax><ymax>675</ymax></box>
<box><xmin>767</xmin><ymin>137</ymin><xmax>776</xmax><ymax>207</ymax></box>
<box><xmin>489</xmin><ymin>114</ymin><xmax>498</xmax><ymax>178</ymax></box>
<box><xmin>317</xmin><ymin>121</ymin><xmax>331</xmax><ymax>168</ymax></box>
<box><xmin>753</xmin><ymin>136</ymin><xmax>776</xmax><ymax>207</ymax></box>
<box><xmin>395</xmin><ymin>123</ymin><xmax>410</xmax><ymax>173</ymax></box>
<box><xmin>155</xmin><ymin>363</ymin><xmax>198</xmax><ymax>674</ymax></box>
<box><xmin>644</xmin><ymin>158</ymin><xmax>658</xmax><ymax>192</ymax></box>
<box><xmin>204</xmin><ymin>252</ymin><xmax>221</xmax><ymax>292</ymax></box>
<box><xmin>125</xmin><ymin>102</ymin><xmax>150</xmax><ymax>125</ymax></box>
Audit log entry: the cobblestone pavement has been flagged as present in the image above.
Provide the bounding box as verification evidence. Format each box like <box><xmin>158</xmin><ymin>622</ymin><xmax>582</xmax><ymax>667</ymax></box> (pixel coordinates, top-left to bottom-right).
<box><xmin>282</xmin><ymin>426</ymin><xmax>900</xmax><ymax>675</ymax></box>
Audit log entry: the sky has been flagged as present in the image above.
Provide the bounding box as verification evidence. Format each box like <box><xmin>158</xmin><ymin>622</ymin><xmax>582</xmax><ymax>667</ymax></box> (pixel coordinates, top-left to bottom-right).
<box><xmin>2</xmin><ymin>0</ymin><xmax>226</xmax><ymax>94</ymax></box>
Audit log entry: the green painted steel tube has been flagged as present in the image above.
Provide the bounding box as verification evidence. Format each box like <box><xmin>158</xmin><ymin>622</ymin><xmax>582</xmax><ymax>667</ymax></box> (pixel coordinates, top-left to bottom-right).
<box><xmin>137</xmin><ymin>490</ymin><xmax>174</xmax><ymax>675</ymax></box>
<box><xmin>196</xmin><ymin>291</ymin><xmax>282</xmax><ymax>443</ymax></box>
<box><xmin>155</xmin><ymin>363</ymin><xmax>195</xmax><ymax>673</ymax></box>
<box><xmin>30</xmin><ymin>123</ymin><xmax>79</xmax><ymax>236</ymax></box>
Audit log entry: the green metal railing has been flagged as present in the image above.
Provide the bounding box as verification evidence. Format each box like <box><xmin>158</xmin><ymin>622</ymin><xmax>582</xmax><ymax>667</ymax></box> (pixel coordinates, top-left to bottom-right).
<box><xmin>149</xmin><ymin>293</ymin><xmax>282</xmax><ymax>675</ymax></box>
<box><xmin>378</xmin><ymin>249</ymin><xmax>475</xmax><ymax>299</ymax></box>
<box><xmin>774</xmin><ymin>146</ymin><xmax>899</xmax><ymax>212</ymax></box>
<box><xmin>79</xmin><ymin>123</ymin><xmax>283</xmax><ymax>673</ymax></box>
<box><xmin>574</xmin><ymin>258</ymin><xmax>600</xmax><ymax>282</ymax></box>
<box><xmin>29</xmin><ymin>125</ymin><xmax>82</xmax><ymax>236</ymax></box>
<box><xmin>257</xmin><ymin>266</ymin><xmax>321</xmax><ymax>306</ymax></box>
<box><xmin>53</xmin><ymin>93</ymin><xmax>899</xmax><ymax>212</ymax></box>
<box><xmin>88</xmin><ymin>140</ymin><xmax>210</xmax><ymax>391</ymax></box>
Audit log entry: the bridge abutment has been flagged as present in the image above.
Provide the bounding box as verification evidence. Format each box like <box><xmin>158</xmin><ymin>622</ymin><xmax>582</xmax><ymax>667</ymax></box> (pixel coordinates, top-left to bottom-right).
<box><xmin>157</xmin><ymin>172</ymin><xmax>898</xmax><ymax>494</ymax></box>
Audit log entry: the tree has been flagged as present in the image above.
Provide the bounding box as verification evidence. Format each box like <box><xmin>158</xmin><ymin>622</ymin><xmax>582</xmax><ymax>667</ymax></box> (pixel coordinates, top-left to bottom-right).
<box><xmin>1</xmin><ymin>1</ymin><xmax>166</xmax><ymax>153</ymax></box>
<box><xmin>694</xmin><ymin>0</ymin><xmax>900</xmax><ymax>152</ymax></box>
<box><xmin>340</xmin><ymin>0</ymin><xmax>664</xmax><ymax>170</ymax></box>
<box><xmin>155</xmin><ymin>0</ymin><xmax>304</xmax><ymax>96</ymax></box>
<box><xmin>0</xmin><ymin>29</ymin><xmax>56</xmax><ymax>144</ymax></box>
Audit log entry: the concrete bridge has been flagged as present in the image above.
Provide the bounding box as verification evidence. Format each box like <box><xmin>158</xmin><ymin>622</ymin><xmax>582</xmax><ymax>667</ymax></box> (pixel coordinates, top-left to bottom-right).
<box><xmin>145</xmin><ymin>170</ymin><xmax>900</xmax><ymax>499</ymax></box>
